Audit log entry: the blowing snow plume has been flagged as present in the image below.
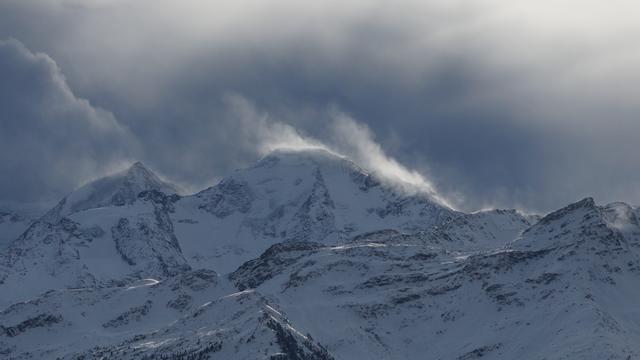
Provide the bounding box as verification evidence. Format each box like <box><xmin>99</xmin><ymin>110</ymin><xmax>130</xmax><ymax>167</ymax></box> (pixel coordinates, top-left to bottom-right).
<box><xmin>327</xmin><ymin>111</ymin><xmax>453</xmax><ymax>208</ymax></box>
<box><xmin>226</xmin><ymin>94</ymin><xmax>454</xmax><ymax>209</ymax></box>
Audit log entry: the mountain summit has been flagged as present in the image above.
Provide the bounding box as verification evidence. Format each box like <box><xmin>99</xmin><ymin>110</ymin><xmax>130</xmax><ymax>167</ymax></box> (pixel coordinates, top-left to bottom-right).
<box><xmin>49</xmin><ymin>161</ymin><xmax>177</xmax><ymax>217</ymax></box>
<box><xmin>172</xmin><ymin>148</ymin><xmax>457</xmax><ymax>272</ymax></box>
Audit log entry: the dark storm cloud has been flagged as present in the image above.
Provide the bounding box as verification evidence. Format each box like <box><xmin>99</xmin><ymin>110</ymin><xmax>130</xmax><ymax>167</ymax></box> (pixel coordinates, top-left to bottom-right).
<box><xmin>0</xmin><ymin>1</ymin><xmax>639</xmax><ymax>212</ymax></box>
<box><xmin>0</xmin><ymin>39</ymin><xmax>136</xmax><ymax>205</ymax></box>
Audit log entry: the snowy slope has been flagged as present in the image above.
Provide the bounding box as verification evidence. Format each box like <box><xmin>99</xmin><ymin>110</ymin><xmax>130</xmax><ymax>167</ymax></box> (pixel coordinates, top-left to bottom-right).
<box><xmin>0</xmin><ymin>269</ymin><xmax>333</xmax><ymax>360</ymax></box>
<box><xmin>173</xmin><ymin>148</ymin><xmax>457</xmax><ymax>273</ymax></box>
<box><xmin>0</xmin><ymin>191</ymin><xmax>190</xmax><ymax>309</ymax></box>
<box><xmin>424</xmin><ymin>209</ymin><xmax>538</xmax><ymax>251</ymax></box>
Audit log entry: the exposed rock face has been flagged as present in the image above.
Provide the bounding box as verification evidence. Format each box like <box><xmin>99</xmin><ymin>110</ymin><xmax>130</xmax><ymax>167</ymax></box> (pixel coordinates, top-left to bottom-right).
<box><xmin>111</xmin><ymin>190</ymin><xmax>190</xmax><ymax>277</ymax></box>
<box><xmin>1</xmin><ymin>313</ymin><xmax>63</xmax><ymax>338</ymax></box>
<box><xmin>197</xmin><ymin>178</ymin><xmax>254</xmax><ymax>218</ymax></box>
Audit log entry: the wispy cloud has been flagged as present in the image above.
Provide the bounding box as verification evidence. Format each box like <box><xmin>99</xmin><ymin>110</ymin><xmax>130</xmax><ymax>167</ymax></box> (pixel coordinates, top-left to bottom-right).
<box><xmin>0</xmin><ymin>39</ymin><xmax>136</xmax><ymax>204</ymax></box>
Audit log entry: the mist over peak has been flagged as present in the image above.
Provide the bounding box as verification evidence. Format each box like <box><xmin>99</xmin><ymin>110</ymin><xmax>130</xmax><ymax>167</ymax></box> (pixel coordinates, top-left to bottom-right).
<box><xmin>1</xmin><ymin>1</ymin><xmax>639</xmax><ymax>213</ymax></box>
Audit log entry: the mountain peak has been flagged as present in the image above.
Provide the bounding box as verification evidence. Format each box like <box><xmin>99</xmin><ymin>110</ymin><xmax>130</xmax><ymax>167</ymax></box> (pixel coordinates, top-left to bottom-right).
<box><xmin>48</xmin><ymin>162</ymin><xmax>178</xmax><ymax>217</ymax></box>
<box><xmin>265</xmin><ymin>147</ymin><xmax>342</xmax><ymax>159</ymax></box>
<box><xmin>122</xmin><ymin>161</ymin><xmax>170</xmax><ymax>186</ymax></box>
<box><xmin>535</xmin><ymin>197</ymin><xmax>596</xmax><ymax>225</ymax></box>
<box><xmin>257</xmin><ymin>147</ymin><xmax>364</xmax><ymax>173</ymax></box>
<box><xmin>514</xmin><ymin>197</ymin><xmax>640</xmax><ymax>250</ymax></box>
<box><xmin>575</xmin><ymin>197</ymin><xmax>596</xmax><ymax>208</ymax></box>
<box><xmin>128</xmin><ymin>161</ymin><xmax>148</xmax><ymax>172</ymax></box>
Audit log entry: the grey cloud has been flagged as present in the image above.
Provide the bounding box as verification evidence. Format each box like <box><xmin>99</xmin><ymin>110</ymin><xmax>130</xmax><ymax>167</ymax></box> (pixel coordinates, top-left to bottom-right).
<box><xmin>0</xmin><ymin>39</ymin><xmax>136</xmax><ymax>204</ymax></box>
<box><xmin>0</xmin><ymin>1</ymin><xmax>639</xmax><ymax>212</ymax></box>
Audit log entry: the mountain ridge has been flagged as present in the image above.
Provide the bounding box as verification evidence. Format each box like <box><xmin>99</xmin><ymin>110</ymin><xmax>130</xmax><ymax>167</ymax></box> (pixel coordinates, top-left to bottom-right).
<box><xmin>1</xmin><ymin>150</ymin><xmax>639</xmax><ymax>359</ymax></box>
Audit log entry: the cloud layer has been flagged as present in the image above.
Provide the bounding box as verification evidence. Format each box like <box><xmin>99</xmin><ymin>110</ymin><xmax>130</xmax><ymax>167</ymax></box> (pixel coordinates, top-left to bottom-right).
<box><xmin>0</xmin><ymin>1</ymin><xmax>639</xmax><ymax>212</ymax></box>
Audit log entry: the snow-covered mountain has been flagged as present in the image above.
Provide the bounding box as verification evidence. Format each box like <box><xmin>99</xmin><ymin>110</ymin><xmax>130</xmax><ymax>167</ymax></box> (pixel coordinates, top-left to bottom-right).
<box><xmin>1</xmin><ymin>149</ymin><xmax>640</xmax><ymax>359</ymax></box>
<box><xmin>0</xmin><ymin>162</ymin><xmax>184</xmax><ymax>308</ymax></box>
<box><xmin>172</xmin><ymin>148</ymin><xmax>457</xmax><ymax>272</ymax></box>
<box><xmin>0</xmin><ymin>149</ymin><xmax>456</xmax><ymax>307</ymax></box>
<box><xmin>47</xmin><ymin>161</ymin><xmax>177</xmax><ymax>218</ymax></box>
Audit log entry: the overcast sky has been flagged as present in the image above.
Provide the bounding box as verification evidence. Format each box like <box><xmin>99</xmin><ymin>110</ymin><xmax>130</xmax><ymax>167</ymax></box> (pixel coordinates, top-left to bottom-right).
<box><xmin>0</xmin><ymin>0</ymin><xmax>639</xmax><ymax>213</ymax></box>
